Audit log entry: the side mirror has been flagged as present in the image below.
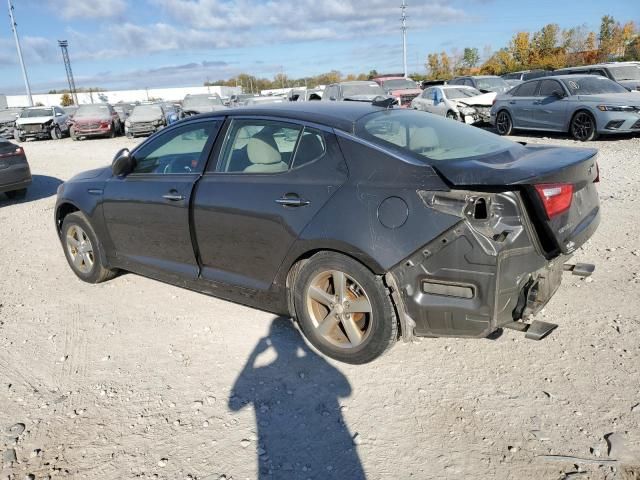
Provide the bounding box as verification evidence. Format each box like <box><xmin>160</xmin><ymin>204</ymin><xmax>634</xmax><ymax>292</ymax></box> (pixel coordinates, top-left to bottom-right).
<box><xmin>552</xmin><ymin>90</ymin><xmax>565</xmax><ymax>98</ymax></box>
<box><xmin>112</xmin><ymin>148</ymin><xmax>135</xmax><ymax>177</ymax></box>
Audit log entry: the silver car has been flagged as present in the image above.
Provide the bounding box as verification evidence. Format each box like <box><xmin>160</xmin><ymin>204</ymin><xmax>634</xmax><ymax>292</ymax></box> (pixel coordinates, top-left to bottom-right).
<box><xmin>411</xmin><ymin>85</ymin><xmax>495</xmax><ymax>124</ymax></box>
<box><xmin>491</xmin><ymin>75</ymin><xmax>640</xmax><ymax>141</ymax></box>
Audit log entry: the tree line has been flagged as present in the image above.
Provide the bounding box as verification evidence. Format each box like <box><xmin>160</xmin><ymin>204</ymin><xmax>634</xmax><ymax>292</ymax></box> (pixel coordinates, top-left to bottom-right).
<box><xmin>426</xmin><ymin>15</ymin><xmax>639</xmax><ymax>79</ymax></box>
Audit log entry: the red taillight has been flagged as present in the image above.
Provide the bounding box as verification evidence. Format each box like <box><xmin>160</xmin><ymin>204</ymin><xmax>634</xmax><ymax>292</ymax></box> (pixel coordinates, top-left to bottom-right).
<box><xmin>535</xmin><ymin>183</ymin><xmax>573</xmax><ymax>219</ymax></box>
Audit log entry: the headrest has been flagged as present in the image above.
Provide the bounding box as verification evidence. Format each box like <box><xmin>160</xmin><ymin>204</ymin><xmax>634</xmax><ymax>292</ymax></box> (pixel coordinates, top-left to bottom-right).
<box><xmin>247</xmin><ymin>134</ymin><xmax>281</xmax><ymax>165</ymax></box>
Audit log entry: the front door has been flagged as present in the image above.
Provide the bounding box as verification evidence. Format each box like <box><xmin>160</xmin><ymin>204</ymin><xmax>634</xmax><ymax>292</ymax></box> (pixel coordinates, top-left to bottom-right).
<box><xmin>102</xmin><ymin>119</ymin><xmax>222</xmax><ymax>282</ymax></box>
<box><xmin>192</xmin><ymin>118</ymin><xmax>348</xmax><ymax>292</ymax></box>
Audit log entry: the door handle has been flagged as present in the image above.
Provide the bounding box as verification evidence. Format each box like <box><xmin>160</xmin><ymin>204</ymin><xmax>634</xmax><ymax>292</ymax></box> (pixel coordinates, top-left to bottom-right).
<box><xmin>163</xmin><ymin>192</ymin><xmax>185</xmax><ymax>201</ymax></box>
<box><xmin>276</xmin><ymin>195</ymin><xmax>310</xmax><ymax>207</ymax></box>
<box><xmin>509</xmin><ymin>101</ymin><xmax>515</xmax><ymax>105</ymax></box>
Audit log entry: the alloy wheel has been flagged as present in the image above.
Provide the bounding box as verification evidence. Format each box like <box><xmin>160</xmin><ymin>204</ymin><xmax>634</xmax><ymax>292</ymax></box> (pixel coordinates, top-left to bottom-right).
<box><xmin>496</xmin><ymin>111</ymin><xmax>511</xmax><ymax>135</ymax></box>
<box><xmin>305</xmin><ymin>270</ymin><xmax>373</xmax><ymax>349</ymax></box>
<box><xmin>572</xmin><ymin>112</ymin><xmax>594</xmax><ymax>141</ymax></box>
<box><xmin>66</xmin><ymin>225</ymin><xmax>95</xmax><ymax>274</ymax></box>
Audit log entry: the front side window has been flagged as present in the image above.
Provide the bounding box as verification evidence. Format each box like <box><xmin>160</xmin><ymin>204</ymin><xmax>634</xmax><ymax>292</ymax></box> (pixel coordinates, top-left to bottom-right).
<box><xmin>132</xmin><ymin>121</ymin><xmax>221</xmax><ymax>174</ymax></box>
<box><xmin>218</xmin><ymin>119</ymin><xmax>303</xmax><ymax>174</ymax></box>
<box><xmin>357</xmin><ymin>109</ymin><xmax>522</xmax><ymax>162</ymax></box>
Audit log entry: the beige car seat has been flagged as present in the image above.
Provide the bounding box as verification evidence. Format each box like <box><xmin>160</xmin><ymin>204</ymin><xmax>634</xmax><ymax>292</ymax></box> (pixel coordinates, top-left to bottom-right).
<box><xmin>244</xmin><ymin>134</ymin><xmax>288</xmax><ymax>173</ymax></box>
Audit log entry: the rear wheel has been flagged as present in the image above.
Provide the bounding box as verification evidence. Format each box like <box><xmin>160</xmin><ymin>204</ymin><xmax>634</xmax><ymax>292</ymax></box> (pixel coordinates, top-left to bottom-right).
<box><xmin>5</xmin><ymin>188</ymin><xmax>27</xmax><ymax>199</ymax></box>
<box><xmin>495</xmin><ymin>110</ymin><xmax>513</xmax><ymax>136</ymax></box>
<box><xmin>292</xmin><ymin>252</ymin><xmax>397</xmax><ymax>364</ymax></box>
<box><xmin>570</xmin><ymin>111</ymin><xmax>597</xmax><ymax>142</ymax></box>
<box><xmin>61</xmin><ymin>212</ymin><xmax>116</xmax><ymax>284</ymax></box>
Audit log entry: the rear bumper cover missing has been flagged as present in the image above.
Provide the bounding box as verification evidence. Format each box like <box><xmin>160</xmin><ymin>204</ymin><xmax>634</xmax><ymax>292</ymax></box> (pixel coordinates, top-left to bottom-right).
<box><xmin>388</xmin><ymin>189</ymin><xmax>572</xmax><ymax>339</ymax></box>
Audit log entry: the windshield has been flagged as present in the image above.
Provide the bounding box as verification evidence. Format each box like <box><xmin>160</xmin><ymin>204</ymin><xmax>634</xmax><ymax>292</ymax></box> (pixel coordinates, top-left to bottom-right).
<box><xmin>562</xmin><ymin>76</ymin><xmax>629</xmax><ymax>95</ymax></box>
<box><xmin>444</xmin><ymin>87</ymin><xmax>483</xmax><ymax>99</ymax></box>
<box><xmin>133</xmin><ymin>105</ymin><xmax>163</xmax><ymax>115</ymax></box>
<box><xmin>609</xmin><ymin>66</ymin><xmax>640</xmax><ymax>81</ymax></box>
<box><xmin>342</xmin><ymin>83</ymin><xmax>385</xmax><ymax>97</ymax></box>
<box><xmin>382</xmin><ymin>79</ymin><xmax>417</xmax><ymax>90</ymax></box>
<box><xmin>183</xmin><ymin>95</ymin><xmax>223</xmax><ymax>109</ymax></box>
<box><xmin>21</xmin><ymin>108</ymin><xmax>53</xmax><ymax>118</ymax></box>
<box><xmin>75</xmin><ymin>105</ymin><xmax>110</xmax><ymax>118</ymax></box>
<box><xmin>357</xmin><ymin>109</ymin><xmax>521</xmax><ymax>162</ymax></box>
<box><xmin>475</xmin><ymin>77</ymin><xmax>509</xmax><ymax>90</ymax></box>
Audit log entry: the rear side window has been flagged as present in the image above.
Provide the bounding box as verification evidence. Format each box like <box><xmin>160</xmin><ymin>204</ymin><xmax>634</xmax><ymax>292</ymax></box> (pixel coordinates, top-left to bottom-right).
<box><xmin>512</xmin><ymin>81</ymin><xmax>538</xmax><ymax>96</ymax></box>
<box><xmin>291</xmin><ymin>128</ymin><xmax>326</xmax><ymax>169</ymax></box>
<box><xmin>218</xmin><ymin>119</ymin><xmax>303</xmax><ymax>174</ymax></box>
<box><xmin>538</xmin><ymin>79</ymin><xmax>563</xmax><ymax>97</ymax></box>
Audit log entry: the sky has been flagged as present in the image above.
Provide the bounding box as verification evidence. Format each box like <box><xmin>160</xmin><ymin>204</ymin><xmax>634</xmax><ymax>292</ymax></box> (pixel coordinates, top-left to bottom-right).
<box><xmin>0</xmin><ymin>0</ymin><xmax>638</xmax><ymax>94</ymax></box>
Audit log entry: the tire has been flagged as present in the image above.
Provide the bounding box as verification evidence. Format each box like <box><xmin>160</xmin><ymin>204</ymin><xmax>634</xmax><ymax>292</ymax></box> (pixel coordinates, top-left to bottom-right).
<box><xmin>446</xmin><ymin>110</ymin><xmax>458</xmax><ymax>121</ymax></box>
<box><xmin>5</xmin><ymin>188</ymin><xmax>27</xmax><ymax>199</ymax></box>
<box><xmin>570</xmin><ymin>111</ymin><xmax>598</xmax><ymax>142</ymax></box>
<box><xmin>126</xmin><ymin>132</ymin><xmax>133</xmax><ymax>139</ymax></box>
<box><xmin>50</xmin><ymin>125</ymin><xmax>62</xmax><ymax>140</ymax></box>
<box><xmin>108</xmin><ymin>123</ymin><xmax>116</xmax><ymax>138</ymax></box>
<box><xmin>14</xmin><ymin>129</ymin><xmax>24</xmax><ymax>142</ymax></box>
<box><xmin>61</xmin><ymin>211</ymin><xmax>116</xmax><ymax>284</ymax></box>
<box><xmin>292</xmin><ymin>252</ymin><xmax>398</xmax><ymax>364</ymax></box>
<box><xmin>495</xmin><ymin>110</ymin><xmax>513</xmax><ymax>136</ymax></box>
<box><xmin>70</xmin><ymin>127</ymin><xmax>78</xmax><ymax>141</ymax></box>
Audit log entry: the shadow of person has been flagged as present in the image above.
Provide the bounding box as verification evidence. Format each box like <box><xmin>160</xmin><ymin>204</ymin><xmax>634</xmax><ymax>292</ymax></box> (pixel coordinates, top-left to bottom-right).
<box><xmin>229</xmin><ymin>317</ymin><xmax>365</xmax><ymax>480</ymax></box>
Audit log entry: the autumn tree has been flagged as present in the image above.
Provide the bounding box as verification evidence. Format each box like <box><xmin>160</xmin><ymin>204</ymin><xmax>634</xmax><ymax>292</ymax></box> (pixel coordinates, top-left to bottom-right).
<box><xmin>60</xmin><ymin>93</ymin><xmax>74</xmax><ymax>107</ymax></box>
<box><xmin>462</xmin><ymin>47</ymin><xmax>480</xmax><ymax>68</ymax></box>
<box><xmin>510</xmin><ymin>32</ymin><xmax>530</xmax><ymax>67</ymax></box>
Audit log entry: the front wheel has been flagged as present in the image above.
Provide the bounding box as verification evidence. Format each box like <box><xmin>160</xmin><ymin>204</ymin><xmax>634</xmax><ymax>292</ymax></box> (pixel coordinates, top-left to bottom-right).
<box><xmin>61</xmin><ymin>212</ymin><xmax>116</xmax><ymax>284</ymax></box>
<box><xmin>50</xmin><ymin>125</ymin><xmax>62</xmax><ymax>140</ymax></box>
<box><xmin>571</xmin><ymin>111</ymin><xmax>597</xmax><ymax>142</ymax></box>
<box><xmin>292</xmin><ymin>252</ymin><xmax>398</xmax><ymax>364</ymax></box>
<box><xmin>495</xmin><ymin>110</ymin><xmax>513</xmax><ymax>136</ymax></box>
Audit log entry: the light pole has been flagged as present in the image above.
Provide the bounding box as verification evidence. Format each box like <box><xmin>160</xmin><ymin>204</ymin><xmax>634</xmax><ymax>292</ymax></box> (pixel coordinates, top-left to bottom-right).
<box><xmin>7</xmin><ymin>0</ymin><xmax>33</xmax><ymax>106</ymax></box>
<box><xmin>401</xmin><ymin>0</ymin><xmax>408</xmax><ymax>78</ymax></box>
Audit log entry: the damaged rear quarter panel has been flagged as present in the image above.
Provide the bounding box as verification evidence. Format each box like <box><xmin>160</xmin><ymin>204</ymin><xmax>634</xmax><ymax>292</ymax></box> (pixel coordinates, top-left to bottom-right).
<box><xmin>391</xmin><ymin>189</ymin><xmax>554</xmax><ymax>338</ymax></box>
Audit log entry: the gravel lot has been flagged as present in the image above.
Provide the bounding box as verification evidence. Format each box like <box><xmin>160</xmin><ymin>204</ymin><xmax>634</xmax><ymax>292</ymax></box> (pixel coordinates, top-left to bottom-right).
<box><xmin>1</xmin><ymin>130</ymin><xmax>639</xmax><ymax>480</ymax></box>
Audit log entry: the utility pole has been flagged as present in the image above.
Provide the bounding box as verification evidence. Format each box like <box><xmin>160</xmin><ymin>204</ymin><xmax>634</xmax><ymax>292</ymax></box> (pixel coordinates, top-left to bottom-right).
<box><xmin>7</xmin><ymin>0</ymin><xmax>33</xmax><ymax>106</ymax></box>
<box><xmin>401</xmin><ymin>0</ymin><xmax>408</xmax><ymax>78</ymax></box>
<box><xmin>58</xmin><ymin>40</ymin><xmax>78</xmax><ymax>105</ymax></box>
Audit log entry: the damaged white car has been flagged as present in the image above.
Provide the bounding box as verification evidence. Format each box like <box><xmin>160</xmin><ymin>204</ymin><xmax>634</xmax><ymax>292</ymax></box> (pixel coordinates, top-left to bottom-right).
<box><xmin>14</xmin><ymin>106</ymin><xmax>70</xmax><ymax>141</ymax></box>
<box><xmin>411</xmin><ymin>85</ymin><xmax>495</xmax><ymax>124</ymax></box>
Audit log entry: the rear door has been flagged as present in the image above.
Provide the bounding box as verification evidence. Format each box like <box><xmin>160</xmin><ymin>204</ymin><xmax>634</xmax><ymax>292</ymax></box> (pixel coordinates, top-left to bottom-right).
<box><xmin>102</xmin><ymin>119</ymin><xmax>222</xmax><ymax>282</ymax></box>
<box><xmin>192</xmin><ymin>118</ymin><xmax>348</xmax><ymax>292</ymax></box>
<box><xmin>532</xmin><ymin>79</ymin><xmax>569</xmax><ymax>131</ymax></box>
<box><xmin>508</xmin><ymin>81</ymin><xmax>539</xmax><ymax>128</ymax></box>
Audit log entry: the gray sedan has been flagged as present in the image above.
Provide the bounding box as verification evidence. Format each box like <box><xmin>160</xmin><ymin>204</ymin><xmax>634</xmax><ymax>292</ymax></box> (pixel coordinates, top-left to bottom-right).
<box><xmin>491</xmin><ymin>75</ymin><xmax>640</xmax><ymax>141</ymax></box>
<box><xmin>0</xmin><ymin>139</ymin><xmax>31</xmax><ymax>199</ymax></box>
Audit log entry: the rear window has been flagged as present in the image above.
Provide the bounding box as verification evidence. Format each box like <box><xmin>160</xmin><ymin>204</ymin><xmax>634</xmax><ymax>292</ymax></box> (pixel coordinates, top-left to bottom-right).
<box><xmin>75</xmin><ymin>105</ymin><xmax>110</xmax><ymax>118</ymax></box>
<box><xmin>562</xmin><ymin>76</ymin><xmax>629</xmax><ymax>95</ymax></box>
<box><xmin>608</xmin><ymin>66</ymin><xmax>640</xmax><ymax>81</ymax></box>
<box><xmin>357</xmin><ymin>109</ymin><xmax>521</xmax><ymax>162</ymax></box>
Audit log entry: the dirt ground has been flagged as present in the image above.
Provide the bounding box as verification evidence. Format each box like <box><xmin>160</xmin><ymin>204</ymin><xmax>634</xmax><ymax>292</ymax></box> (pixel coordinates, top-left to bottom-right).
<box><xmin>1</xmin><ymin>130</ymin><xmax>639</xmax><ymax>480</ymax></box>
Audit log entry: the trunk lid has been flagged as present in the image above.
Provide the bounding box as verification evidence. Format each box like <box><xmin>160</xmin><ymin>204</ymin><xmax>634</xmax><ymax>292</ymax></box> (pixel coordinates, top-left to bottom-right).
<box><xmin>433</xmin><ymin>145</ymin><xmax>600</xmax><ymax>256</ymax></box>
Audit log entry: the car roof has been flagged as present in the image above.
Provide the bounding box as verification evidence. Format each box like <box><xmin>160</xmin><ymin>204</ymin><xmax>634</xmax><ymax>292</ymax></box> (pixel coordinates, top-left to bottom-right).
<box><xmin>192</xmin><ymin>102</ymin><xmax>388</xmax><ymax>133</ymax></box>
<box><xmin>439</xmin><ymin>85</ymin><xmax>477</xmax><ymax>89</ymax></box>
<box><xmin>338</xmin><ymin>81</ymin><xmax>379</xmax><ymax>86</ymax></box>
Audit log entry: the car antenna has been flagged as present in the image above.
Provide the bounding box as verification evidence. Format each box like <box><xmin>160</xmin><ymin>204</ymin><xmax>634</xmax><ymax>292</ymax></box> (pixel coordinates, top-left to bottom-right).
<box><xmin>372</xmin><ymin>97</ymin><xmax>397</xmax><ymax>109</ymax></box>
